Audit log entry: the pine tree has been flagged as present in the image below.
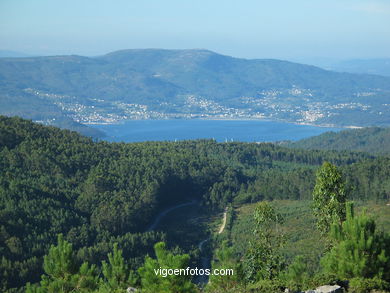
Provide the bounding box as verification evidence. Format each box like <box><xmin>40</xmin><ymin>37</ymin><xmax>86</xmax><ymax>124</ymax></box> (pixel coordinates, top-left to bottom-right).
<box><xmin>42</xmin><ymin>234</ymin><xmax>78</xmax><ymax>281</ymax></box>
<box><xmin>98</xmin><ymin>243</ymin><xmax>136</xmax><ymax>293</ymax></box>
<box><xmin>312</xmin><ymin>162</ymin><xmax>346</xmax><ymax>236</ymax></box>
<box><xmin>284</xmin><ymin>256</ymin><xmax>308</xmax><ymax>285</ymax></box>
<box><xmin>26</xmin><ymin>234</ymin><xmax>98</xmax><ymax>293</ymax></box>
<box><xmin>321</xmin><ymin>203</ymin><xmax>390</xmax><ymax>281</ymax></box>
<box><xmin>206</xmin><ymin>241</ymin><xmax>241</xmax><ymax>292</ymax></box>
<box><xmin>138</xmin><ymin>242</ymin><xmax>197</xmax><ymax>293</ymax></box>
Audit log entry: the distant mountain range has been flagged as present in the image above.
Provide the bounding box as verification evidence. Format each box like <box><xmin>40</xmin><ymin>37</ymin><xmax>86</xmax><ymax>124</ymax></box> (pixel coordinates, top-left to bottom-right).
<box><xmin>330</xmin><ymin>59</ymin><xmax>390</xmax><ymax>77</ymax></box>
<box><xmin>0</xmin><ymin>49</ymin><xmax>389</xmax><ymax>129</ymax></box>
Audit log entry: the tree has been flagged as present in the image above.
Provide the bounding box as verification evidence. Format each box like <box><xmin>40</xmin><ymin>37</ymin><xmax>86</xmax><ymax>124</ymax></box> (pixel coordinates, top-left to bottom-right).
<box><xmin>26</xmin><ymin>234</ymin><xmax>98</xmax><ymax>293</ymax></box>
<box><xmin>281</xmin><ymin>255</ymin><xmax>310</xmax><ymax>292</ymax></box>
<box><xmin>243</xmin><ymin>202</ymin><xmax>285</xmax><ymax>283</ymax></box>
<box><xmin>312</xmin><ymin>162</ymin><xmax>346</xmax><ymax>236</ymax></box>
<box><xmin>98</xmin><ymin>243</ymin><xmax>137</xmax><ymax>293</ymax></box>
<box><xmin>138</xmin><ymin>242</ymin><xmax>197</xmax><ymax>293</ymax></box>
<box><xmin>206</xmin><ymin>241</ymin><xmax>241</xmax><ymax>292</ymax></box>
<box><xmin>321</xmin><ymin>202</ymin><xmax>390</xmax><ymax>281</ymax></box>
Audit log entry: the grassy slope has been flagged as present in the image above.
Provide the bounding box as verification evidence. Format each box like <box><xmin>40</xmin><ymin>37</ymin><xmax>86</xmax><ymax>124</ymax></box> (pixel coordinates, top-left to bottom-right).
<box><xmin>150</xmin><ymin>192</ymin><xmax>390</xmax><ymax>274</ymax></box>
<box><xmin>228</xmin><ymin>200</ymin><xmax>390</xmax><ymax>272</ymax></box>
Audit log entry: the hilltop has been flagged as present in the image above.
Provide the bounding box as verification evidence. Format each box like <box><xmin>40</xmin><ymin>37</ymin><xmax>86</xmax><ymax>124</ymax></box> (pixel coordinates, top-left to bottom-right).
<box><xmin>1</xmin><ymin>49</ymin><xmax>389</xmax><ymax>128</ymax></box>
<box><xmin>286</xmin><ymin>127</ymin><xmax>390</xmax><ymax>155</ymax></box>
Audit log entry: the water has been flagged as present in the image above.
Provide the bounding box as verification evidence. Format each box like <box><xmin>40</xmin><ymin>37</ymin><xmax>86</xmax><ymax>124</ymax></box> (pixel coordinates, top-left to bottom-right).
<box><xmin>91</xmin><ymin>119</ymin><xmax>341</xmax><ymax>143</ymax></box>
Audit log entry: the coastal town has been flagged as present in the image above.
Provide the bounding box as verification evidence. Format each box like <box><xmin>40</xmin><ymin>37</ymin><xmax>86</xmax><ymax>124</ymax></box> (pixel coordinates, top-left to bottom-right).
<box><xmin>25</xmin><ymin>87</ymin><xmax>383</xmax><ymax>127</ymax></box>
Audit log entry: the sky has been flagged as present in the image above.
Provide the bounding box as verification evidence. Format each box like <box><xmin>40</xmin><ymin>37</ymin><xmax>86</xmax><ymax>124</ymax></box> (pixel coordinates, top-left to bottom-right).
<box><xmin>0</xmin><ymin>0</ymin><xmax>390</xmax><ymax>62</ymax></box>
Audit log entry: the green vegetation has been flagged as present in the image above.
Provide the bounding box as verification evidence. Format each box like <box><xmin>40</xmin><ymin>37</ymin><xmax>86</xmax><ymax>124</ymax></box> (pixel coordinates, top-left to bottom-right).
<box><xmin>321</xmin><ymin>203</ymin><xmax>389</xmax><ymax>281</ymax></box>
<box><xmin>26</xmin><ymin>234</ymin><xmax>99</xmax><ymax>293</ymax></box>
<box><xmin>206</xmin><ymin>241</ymin><xmax>241</xmax><ymax>292</ymax></box>
<box><xmin>1</xmin><ymin>116</ymin><xmax>390</xmax><ymax>292</ymax></box>
<box><xmin>214</xmin><ymin>164</ymin><xmax>390</xmax><ymax>292</ymax></box>
<box><xmin>229</xmin><ymin>201</ymin><xmax>390</xmax><ymax>271</ymax></box>
<box><xmin>0</xmin><ymin>96</ymin><xmax>104</xmax><ymax>138</ymax></box>
<box><xmin>26</xmin><ymin>236</ymin><xmax>195</xmax><ymax>293</ymax></box>
<box><xmin>138</xmin><ymin>242</ymin><xmax>197</xmax><ymax>293</ymax></box>
<box><xmin>312</xmin><ymin>162</ymin><xmax>346</xmax><ymax>236</ymax></box>
<box><xmin>287</xmin><ymin>127</ymin><xmax>390</xmax><ymax>155</ymax></box>
<box><xmin>242</xmin><ymin>202</ymin><xmax>285</xmax><ymax>283</ymax></box>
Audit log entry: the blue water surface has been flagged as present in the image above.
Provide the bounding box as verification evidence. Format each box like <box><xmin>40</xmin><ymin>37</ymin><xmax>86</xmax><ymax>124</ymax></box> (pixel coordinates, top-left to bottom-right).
<box><xmin>91</xmin><ymin>119</ymin><xmax>341</xmax><ymax>143</ymax></box>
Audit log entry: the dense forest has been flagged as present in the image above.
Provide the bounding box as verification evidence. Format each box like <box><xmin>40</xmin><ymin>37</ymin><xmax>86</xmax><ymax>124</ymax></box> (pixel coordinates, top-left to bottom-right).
<box><xmin>286</xmin><ymin>127</ymin><xmax>390</xmax><ymax>155</ymax></box>
<box><xmin>1</xmin><ymin>116</ymin><xmax>390</xmax><ymax>292</ymax></box>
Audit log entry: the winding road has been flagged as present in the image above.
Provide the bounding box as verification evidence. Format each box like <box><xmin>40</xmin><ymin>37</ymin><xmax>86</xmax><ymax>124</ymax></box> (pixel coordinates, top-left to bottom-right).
<box><xmin>196</xmin><ymin>207</ymin><xmax>228</xmax><ymax>284</ymax></box>
<box><xmin>218</xmin><ymin>207</ymin><xmax>228</xmax><ymax>234</ymax></box>
<box><xmin>146</xmin><ymin>200</ymin><xmax>198</xmax><ymax>232</ymax></box>
<box><xmin>146</xmin><ymin>201</ymin><xmax>228</xmax><ymax>285</ymax></box>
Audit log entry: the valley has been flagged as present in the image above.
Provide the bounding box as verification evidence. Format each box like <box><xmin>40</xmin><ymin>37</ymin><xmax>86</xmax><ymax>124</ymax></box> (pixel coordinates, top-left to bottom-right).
<box><xmin>1</xmin><ymin>116</ymin><xmax>389</xmax><ymax>292</ymax></box>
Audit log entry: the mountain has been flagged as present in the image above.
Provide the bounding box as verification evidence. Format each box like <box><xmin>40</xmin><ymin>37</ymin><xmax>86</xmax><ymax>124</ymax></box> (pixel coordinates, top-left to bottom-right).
<box><xmin>330</xmin><ymin>58</ymin><xmax>390</xmax><ymax>77</ymax></box>
<box><xmin>286</xmin><ymin>127</ymin><xmax>390</xmax><ymax>155</ymax></box>
<box><xmin>1</xmin><ymin>49</ymin><xmax>390</xmax><ymax>127</ymax></box>
<box><xmin>0</xmin><ymin>93</ymin><xmax>105</xmax><ymax>138</ymax></box>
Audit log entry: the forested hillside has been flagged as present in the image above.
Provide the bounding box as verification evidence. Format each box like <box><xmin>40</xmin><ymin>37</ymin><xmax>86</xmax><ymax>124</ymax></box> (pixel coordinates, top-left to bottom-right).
<box><xmin>1</xmin><ymin>116</ymin><xmax>390</xmax><ymax>292</ymax></box>
<box><xmin>1</xmin><ymin>49</ymin><xmax>390</xmax><ymax>127</ymax></box>
<box><xmin>286</xmin><ymin>127</ymin><xmax>390</xmax><ymax>155</ymax></box>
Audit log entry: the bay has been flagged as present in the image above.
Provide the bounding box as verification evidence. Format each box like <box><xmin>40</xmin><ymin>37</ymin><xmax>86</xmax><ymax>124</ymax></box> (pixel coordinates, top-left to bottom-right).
<box><xmin>91</xmin><ymin>119</ymin><xmax>342</xmax><ymax>143</ymax></box>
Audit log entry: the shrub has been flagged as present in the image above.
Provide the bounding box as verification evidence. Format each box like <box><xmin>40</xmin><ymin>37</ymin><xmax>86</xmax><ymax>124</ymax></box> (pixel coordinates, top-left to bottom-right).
<box><xmin>348</xmin><ymin>277</ymin><xmax>390</xmax><ymax>293</ymax></box>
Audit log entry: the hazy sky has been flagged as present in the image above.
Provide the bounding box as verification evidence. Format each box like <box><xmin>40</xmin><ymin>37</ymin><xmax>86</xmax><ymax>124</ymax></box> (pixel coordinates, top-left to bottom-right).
<box><xmin>1</xmin><ymin>0</ymin><xmax>389</xmax><ymax>60</ymax></box>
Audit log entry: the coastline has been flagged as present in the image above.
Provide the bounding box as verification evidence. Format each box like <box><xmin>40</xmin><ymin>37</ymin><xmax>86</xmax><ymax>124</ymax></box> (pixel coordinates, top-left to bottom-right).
<box><xmin>84</xmin><ymin>117</ymin><xmax>362</xmax><ymax>129</ymax></box>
